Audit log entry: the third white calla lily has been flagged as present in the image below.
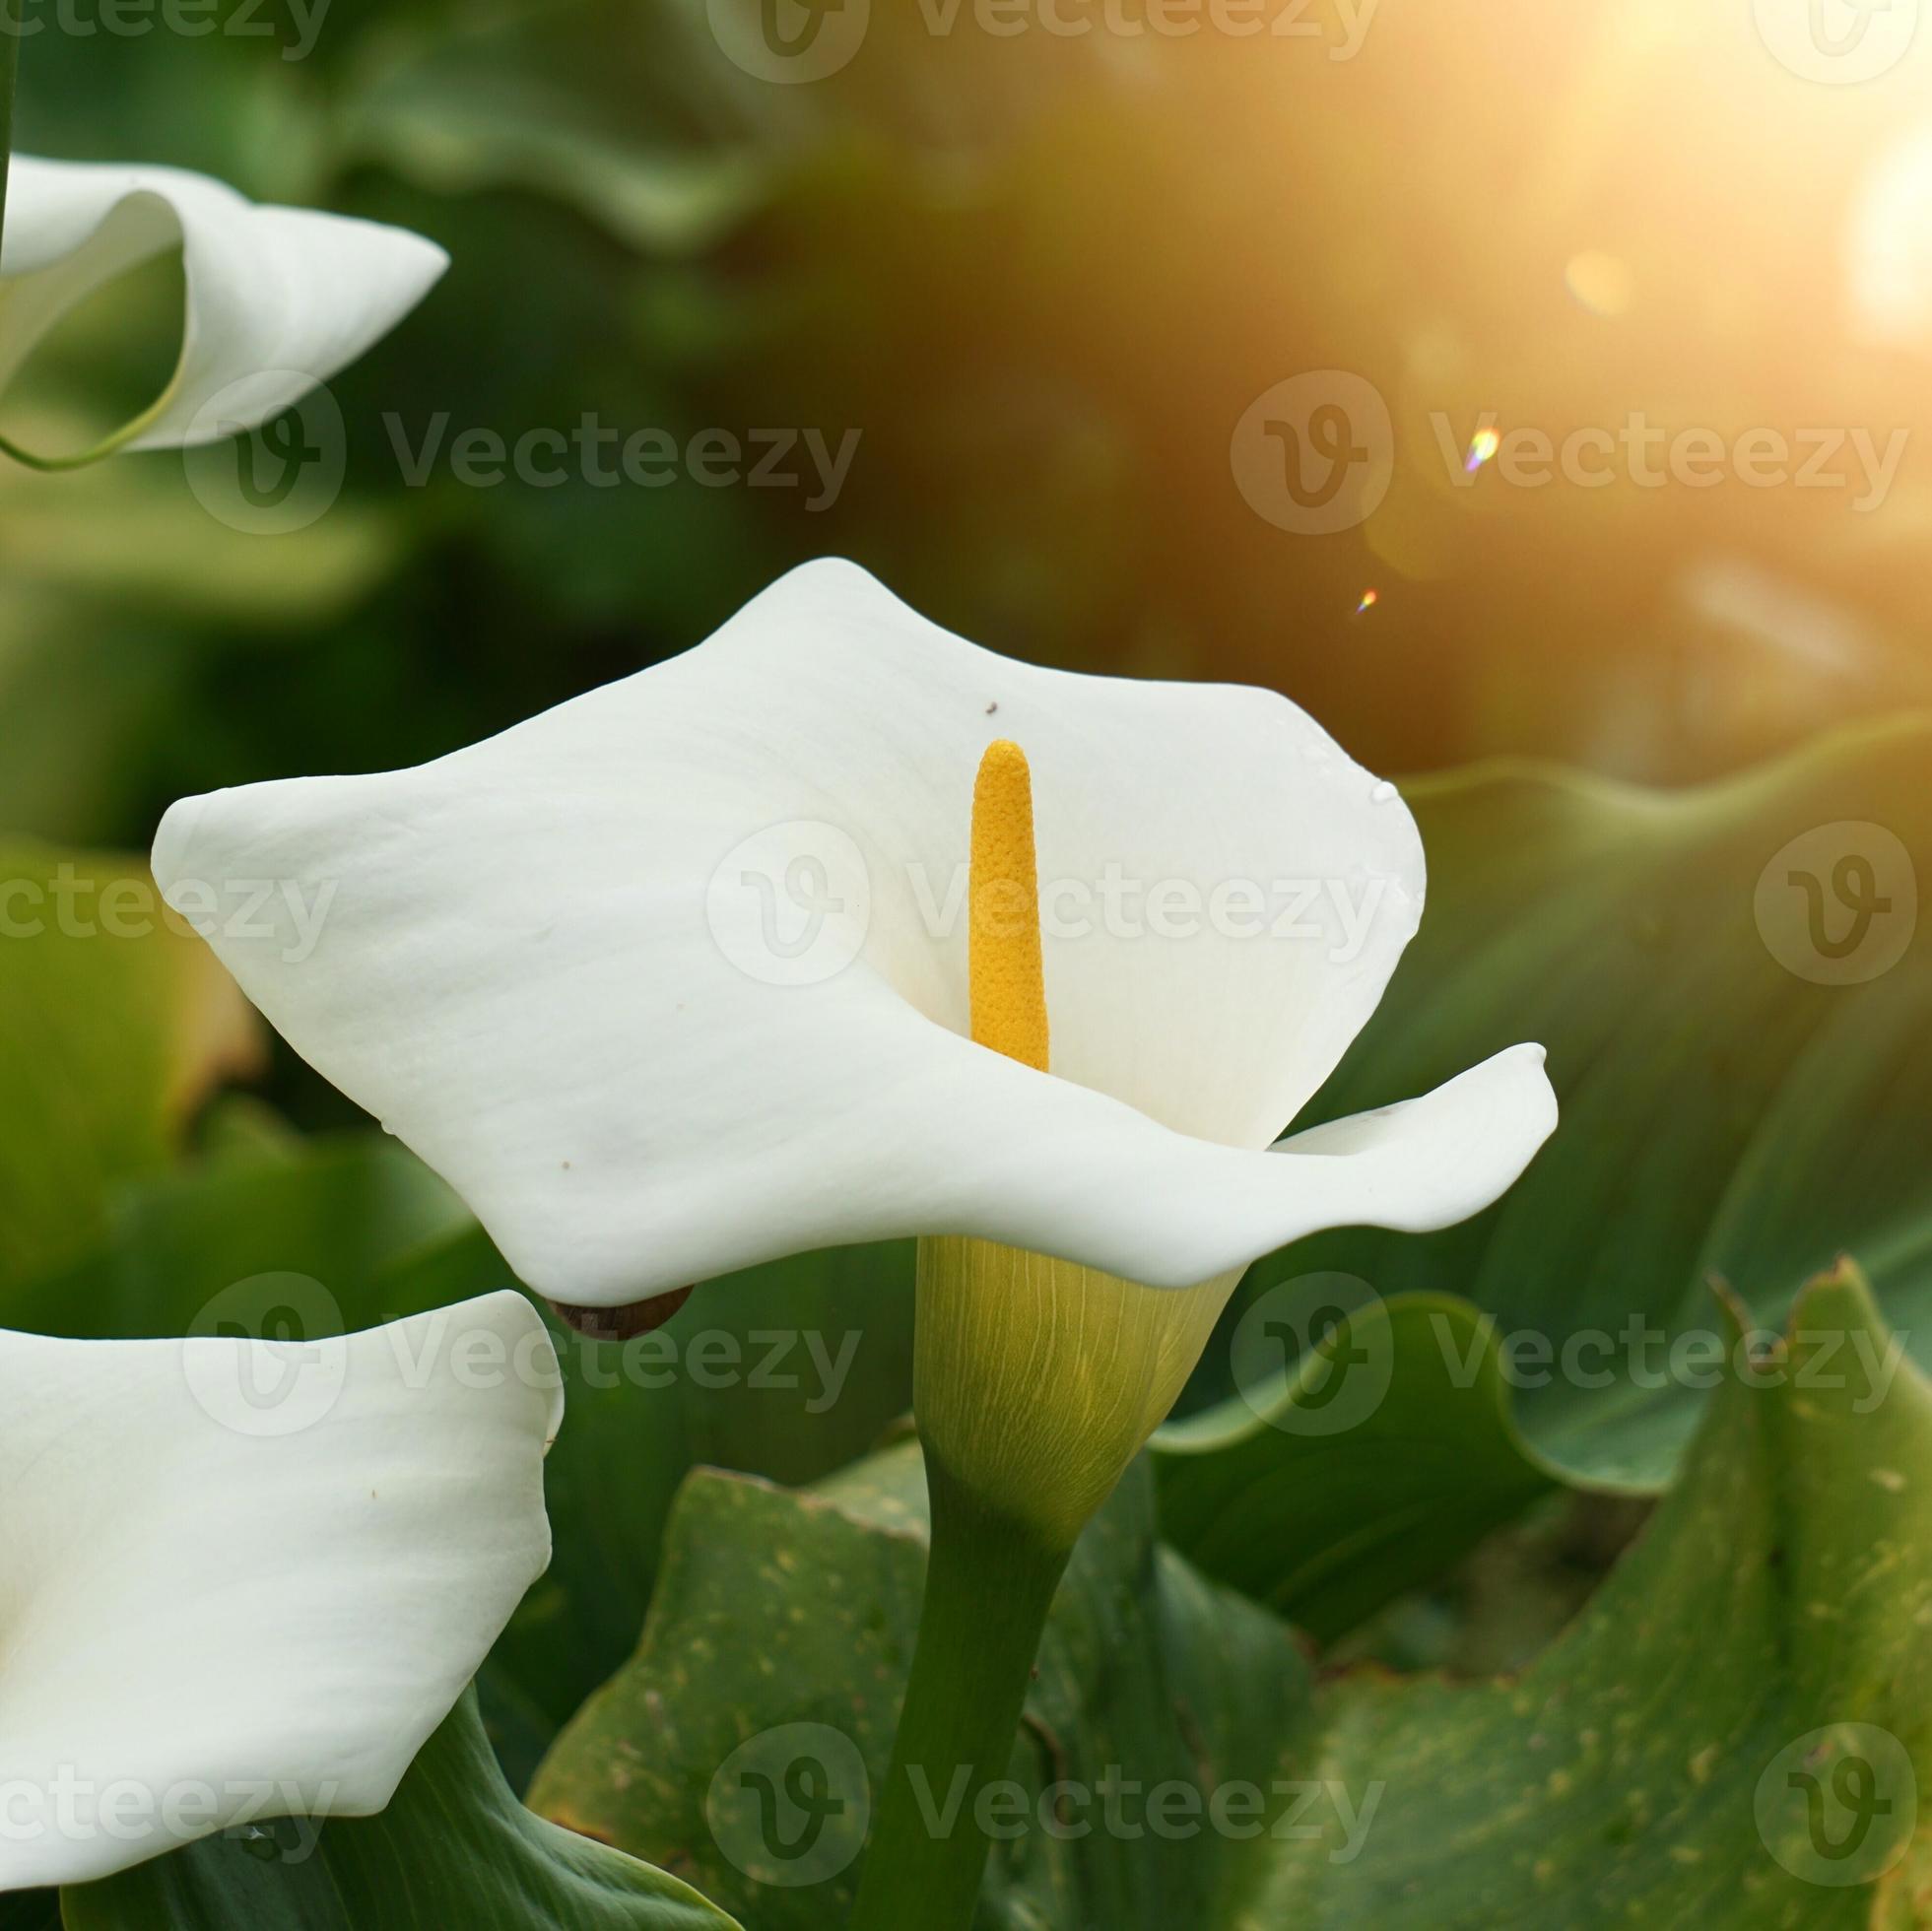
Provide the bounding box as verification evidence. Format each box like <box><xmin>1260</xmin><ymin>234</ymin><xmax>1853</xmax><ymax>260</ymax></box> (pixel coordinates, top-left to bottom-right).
<box><xmin>0</xmin><ymin>1292</ymin><xmax>559</xmax><ymax>1890</ymax></box>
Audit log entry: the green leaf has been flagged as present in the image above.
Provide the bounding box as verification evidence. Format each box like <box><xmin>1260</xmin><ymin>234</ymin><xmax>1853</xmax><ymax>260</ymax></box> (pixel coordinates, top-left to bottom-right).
<box><xmin>61</xmin><ymin>1691</ymin><xmax>739</xmax><ymax>1930</ymax></box>
<box><xmin>0</xmin><ymin>841</ymin><xmax>257</xmax><ymax>1296</ymax></box>
<box><xmin>527</xmin><ymin>1264</ymin><xmax>1931</xmax><ymax>1927</ymax></box>
<box><xmin>340</xmin><ymin>8</ymin><xmax>771</xmax><ymax>257</ymax></box>
<box><xmin>1161</xmin><ymin>718</ymin><xmax>1932</xmax><ymax>1627</ymax></box>
<box><xmin>528</xmin><ymin>1443</ymin><xmax>1313</xmax><ymax>1929</ymax></box>
<box><xmin>1</xmin><ymin>1131</ymin><xmax>469</xmax><ymax>1343</ymax></box>
<box><xmin>1155</xmin><ymin>1294</ymin><xmax>1557</xmax><ymax>1641</ymax></box>
<box><xmin>1238</xmin><ymin>1264</ymin><xmax>1931</xmax><ymax>1924</ymax></box>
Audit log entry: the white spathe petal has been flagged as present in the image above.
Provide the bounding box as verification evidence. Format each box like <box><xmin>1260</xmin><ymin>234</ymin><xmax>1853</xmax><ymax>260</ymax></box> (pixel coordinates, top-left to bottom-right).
<box><xmin>153</xmin><ymin>559</ymin><xmax>1554</xmax><ymax>1305</ymax></box>
<box><xmin>0</xmin><ymin>156</ymin><xmax>447</xmax><ymax>450</ymax></box>
<box><xmin>0</xmin><ymin>1292</ymin><xmax>560</xmax><ymax>1891</ymax></box>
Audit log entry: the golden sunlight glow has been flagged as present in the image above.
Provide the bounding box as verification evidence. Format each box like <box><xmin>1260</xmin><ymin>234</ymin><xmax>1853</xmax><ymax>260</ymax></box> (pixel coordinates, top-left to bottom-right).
<box><xmin>968</xmin><ymin>739</ymin><xmax>1050</xmax><ymax>1073</ymax></box>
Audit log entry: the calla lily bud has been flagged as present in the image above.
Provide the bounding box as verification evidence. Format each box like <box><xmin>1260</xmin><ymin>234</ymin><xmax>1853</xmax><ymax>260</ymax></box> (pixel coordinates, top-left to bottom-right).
<box><xmin>911</xmin><ymin>740</ymin><xmax>1227</xmax><ymax>1545</ymax></box>
<box><xmin>916</xmin><ymin>1235</ymin><xmax>1239</xmax><ymax>1551</ymax></box>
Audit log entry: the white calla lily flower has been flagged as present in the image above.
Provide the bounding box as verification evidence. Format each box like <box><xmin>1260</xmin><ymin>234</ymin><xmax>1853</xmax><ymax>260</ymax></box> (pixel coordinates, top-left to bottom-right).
<box><xmin>0</xmin><ymin>156</ymin><xmax>446</xmax><ymax>458</ymax></box>
<box><xmin>151</xmin><ymin>560</ymin><xmax>1557</xmax><ymax>1331</ymax></box>
<box><xmin>0</xmin><ymin>1292</ymin><xmax>560</xmax><ymax>1891</ymax></box>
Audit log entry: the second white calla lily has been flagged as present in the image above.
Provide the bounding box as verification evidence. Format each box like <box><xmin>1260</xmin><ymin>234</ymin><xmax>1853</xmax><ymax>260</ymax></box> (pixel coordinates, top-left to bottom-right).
<box><xmin>151</xmin><ymin>559</ymin><xmax>1557</xmax><ymax>1312</ymax></box>
<box><xmin>0</xmin><ymin>155</ymin><xmax>446</xmax><ymax>457</ymax></box>
<box><xmin>0</xmin><ymin>1292</ymin><xmax>560</xmax><ymax>1891</ymax></box>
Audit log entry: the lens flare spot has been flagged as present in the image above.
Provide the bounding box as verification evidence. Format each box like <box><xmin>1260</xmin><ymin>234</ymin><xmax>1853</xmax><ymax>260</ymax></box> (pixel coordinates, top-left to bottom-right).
<box><xmin>1355</xmin><ymin>588</ymin><xmax>1379</xmax><ymax>615</ymax></box>
<box><xmin>1565</xmin><ymin>250</ymin><xmax>1634</xmax><ymax>319</ymax></box>
<box><xmin>1465</xmin><ymin>428</ymin><xmax>1501</xmax><ymax>473</ymax></box>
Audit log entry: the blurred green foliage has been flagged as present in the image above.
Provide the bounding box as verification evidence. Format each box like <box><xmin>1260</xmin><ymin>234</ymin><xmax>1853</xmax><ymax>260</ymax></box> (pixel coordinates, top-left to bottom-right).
<box><xmin>9</xmin><ymin>0</ymin><xmax>1932</xmax><ymax>918</ymax></box>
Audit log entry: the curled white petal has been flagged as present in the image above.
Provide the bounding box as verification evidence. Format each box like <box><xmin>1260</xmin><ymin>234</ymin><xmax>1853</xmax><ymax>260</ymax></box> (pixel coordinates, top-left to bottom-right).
<box><xmin>0</xmin><ymin>156</ymin><xmax>447</xmax><ymax>450</ymax></box>
<box><xmin>0</xmin><ymin>1292</ymin><xmax>560</xmax><ymax>1890</ymax></box>
<box><xmin>152</xmin><ymin>560</ymin><xmax>1557</xmax><ymax>1303</ymax></box>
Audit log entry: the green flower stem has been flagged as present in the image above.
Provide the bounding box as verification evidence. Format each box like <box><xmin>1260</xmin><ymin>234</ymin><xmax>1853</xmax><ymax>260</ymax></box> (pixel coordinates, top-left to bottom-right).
<box><xmin>848</xmin><ymin>1459</ymin><xmax>1071</xmax><ymax>1931</ymax></box>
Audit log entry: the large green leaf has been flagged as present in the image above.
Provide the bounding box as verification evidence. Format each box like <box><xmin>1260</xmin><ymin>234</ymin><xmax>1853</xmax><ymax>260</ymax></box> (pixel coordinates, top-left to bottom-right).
<box><xmin>1</xmin><ymin>1131</ymin><xmax>469</xmax><ymax>1343</ymax></box>
<box><xmin>1156</xmin><ymin>1294</ymin><xmax>1557</xmax><ymax>1642</ymax></box>
<box><xmin>1160</xmin><ymin>718</ymin><xmax>1932</xmax><ymax>1627</ymax></box>
<box><xmin>1242</xmin><ymin>1264</ymin><xmax>1932</xmax><ymax>1925</ymax></box>
<box><xmin>0</xmin><ymin>842</ymin><xmax>257</xmax><ymax>1296</ymax></box>
<box><xmin>529</xmin><ymin>1439</ymin><xmax>1313</xmax><ymax>1927</ymax></box>
<box><xmin>62</xmin><ymin>1691</ymin><xmax>738</xmax><ymax>1929</ymax></box>
<box><xmin>528</xmin><ymin>1265</ymin><xmax>1931</xmax><ymax>1927</ymax></box>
